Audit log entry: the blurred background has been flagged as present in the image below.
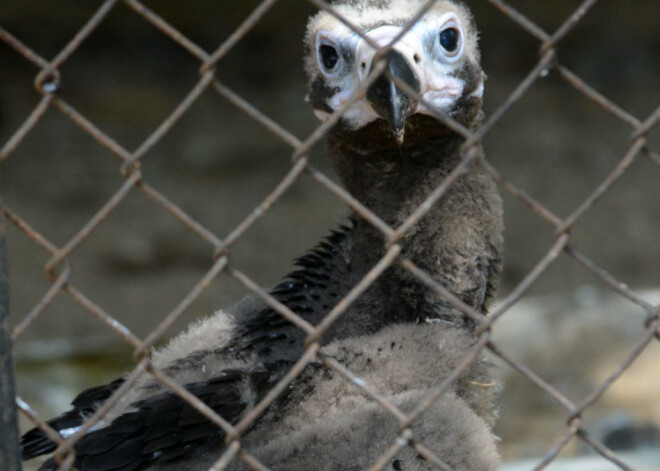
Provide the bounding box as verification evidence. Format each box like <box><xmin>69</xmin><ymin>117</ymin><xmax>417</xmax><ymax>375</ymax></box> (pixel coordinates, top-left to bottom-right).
<box><xmin>1</xmin><ymin>0</ymin><xmax>659</xmax><ymax>468</ymax></box>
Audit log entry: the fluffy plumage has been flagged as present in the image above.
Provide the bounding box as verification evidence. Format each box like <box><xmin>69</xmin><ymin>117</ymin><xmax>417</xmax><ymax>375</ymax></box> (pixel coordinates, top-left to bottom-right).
<box><xmin>22</xmin><ymin>1</ymin><xmax>504</xmax><ymax>470</ymax></box>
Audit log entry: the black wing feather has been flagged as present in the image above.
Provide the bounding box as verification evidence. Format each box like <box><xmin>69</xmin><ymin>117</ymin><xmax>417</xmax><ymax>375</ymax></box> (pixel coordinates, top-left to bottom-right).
<box><xmin>36</xmin><ymin>364</ymin><xmax>277</xmax><ymax>471</ymax></box>
<box><xmin>21</xmin><ymin>378</ymin><xmax>125</xmax><ymax>460</ymax></box>
<box><xmin>81</xmin><ymin>436</ymin><xmax>146</xmax><ymax>471</ymax></box>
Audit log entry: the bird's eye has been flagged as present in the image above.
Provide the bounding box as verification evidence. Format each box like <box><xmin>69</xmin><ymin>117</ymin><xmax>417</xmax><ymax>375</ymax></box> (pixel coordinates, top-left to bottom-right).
<box><xmin>439</xmin><ymin>27</ymin><xmax>460</xmax><ymax>54</ymax></box>
<box><xmin>319</xmin><ymin>44</ymin><xmax>340</xmax><ymax>72</ymax></box>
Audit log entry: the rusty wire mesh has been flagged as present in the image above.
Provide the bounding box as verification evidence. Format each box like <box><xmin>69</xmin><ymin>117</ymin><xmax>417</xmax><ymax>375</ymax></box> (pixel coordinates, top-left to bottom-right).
<box><xmin>1</xmin><ymin>0</ymin><xmax>659</xmax><ymax>470</ymax></box>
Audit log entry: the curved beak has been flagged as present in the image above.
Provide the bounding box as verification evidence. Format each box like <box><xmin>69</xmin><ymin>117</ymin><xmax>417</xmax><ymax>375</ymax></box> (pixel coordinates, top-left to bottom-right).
<box><xmin>366</xmin><ymin>50</ymin><xmax>420</xmax><ymax>145</ymax></box>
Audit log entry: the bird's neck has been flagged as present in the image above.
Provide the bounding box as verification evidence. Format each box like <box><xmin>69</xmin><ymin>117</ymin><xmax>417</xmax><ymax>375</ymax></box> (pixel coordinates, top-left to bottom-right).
<box><xmin>328</xmin><ymin>128</ymin><xmax>465</xmax><ymax>227</ymax></box>
<box><xmin>238</xmin><ymin>123</ymin><xmax>502</xmax><ymax>350</ymax></box>
<box><xmin>324</xmin><ymin>124</ymin><xmax>503</xmax><ymax>334</ymax></box>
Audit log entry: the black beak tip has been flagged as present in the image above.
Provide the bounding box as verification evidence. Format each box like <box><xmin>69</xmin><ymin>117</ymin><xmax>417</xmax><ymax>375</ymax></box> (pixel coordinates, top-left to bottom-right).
<box><xmin>394</xmin><ymin>126</ymin><xmax>405</xmax><ymax>146</ymax></box>
<box><xmin>365</xmin><ymin>50</ymin><xmax>420</xmax><ymax>145</ymax></box>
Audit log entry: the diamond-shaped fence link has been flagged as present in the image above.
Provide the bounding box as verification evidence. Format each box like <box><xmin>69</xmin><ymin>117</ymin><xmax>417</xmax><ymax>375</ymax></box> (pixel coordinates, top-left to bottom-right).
<box><xmin>1</xmin><ymin>0</ymin><xmax>658</xmax><ymax>470</ymax></box>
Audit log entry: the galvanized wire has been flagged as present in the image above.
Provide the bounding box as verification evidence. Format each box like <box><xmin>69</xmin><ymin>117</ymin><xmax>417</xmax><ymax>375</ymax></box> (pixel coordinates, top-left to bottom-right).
<box><xmin>1</xmin><ymin>0</ymin><xmax>658</xmax><ymax>470</ymax></box>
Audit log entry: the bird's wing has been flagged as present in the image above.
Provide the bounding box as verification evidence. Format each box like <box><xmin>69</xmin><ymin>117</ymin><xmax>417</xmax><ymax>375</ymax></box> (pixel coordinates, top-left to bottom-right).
<box><xmin>22</xmin><ymin>377</ymin><xmax>125</xmax><ymax>460</ymax></box>
<box><xmin>36</xmin><ymin>365</ymin><xmax>276</xmax><ymax>471</ymax></box>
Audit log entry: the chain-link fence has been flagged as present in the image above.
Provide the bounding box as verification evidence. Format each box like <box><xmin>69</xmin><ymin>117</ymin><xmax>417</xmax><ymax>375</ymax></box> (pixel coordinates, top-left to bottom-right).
<box><xmin>1</xmin><ymin>0</ymin><xmax>659</xmax><ymax>470</ymax></box>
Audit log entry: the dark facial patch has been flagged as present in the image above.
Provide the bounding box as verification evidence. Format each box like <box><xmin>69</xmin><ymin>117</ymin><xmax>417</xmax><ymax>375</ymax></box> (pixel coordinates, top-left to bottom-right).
<box><xmin>453</xmin><ymin>59</ymin><xmax>483</xmax><ymax>99</ymax></box>
<box><xmin>308</xmin><ymin>75</ymin><xmax>339</xmax><ymax>113</ymax></box>
<box><xmin>339</xmin><ymin>43</ymin><xmax>355</xmax><ymax>66</ymax></box>
<box><xmin>450</xmin><ymin>95</ymin><xmax>483</xmax><ymax>129</ymax></box>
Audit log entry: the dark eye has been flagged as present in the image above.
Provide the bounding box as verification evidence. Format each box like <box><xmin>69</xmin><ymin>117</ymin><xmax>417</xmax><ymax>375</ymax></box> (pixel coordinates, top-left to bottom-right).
<box><xmin>319</xmin><ymin>44</ymin><xmax>340</xmax><ymax>72</ymax></box>
<box><xmin>439</xmin><ymin>27</ymin><xmax>459</xmax><ymax>53</ymax></box>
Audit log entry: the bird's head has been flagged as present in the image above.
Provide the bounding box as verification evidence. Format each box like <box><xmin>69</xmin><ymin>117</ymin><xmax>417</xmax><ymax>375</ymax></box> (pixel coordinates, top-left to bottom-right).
<box><xmin>305</xmin><ymin>0</ymin><xmax>484</xmax><ymax>146</ymax></box>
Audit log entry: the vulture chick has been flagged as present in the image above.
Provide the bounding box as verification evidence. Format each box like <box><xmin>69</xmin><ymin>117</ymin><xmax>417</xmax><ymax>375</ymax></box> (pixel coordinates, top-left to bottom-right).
<box><xmin>22</xmin><ymin>1</ymin><xmax>504</xmax><ymax>470</ymax></box>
